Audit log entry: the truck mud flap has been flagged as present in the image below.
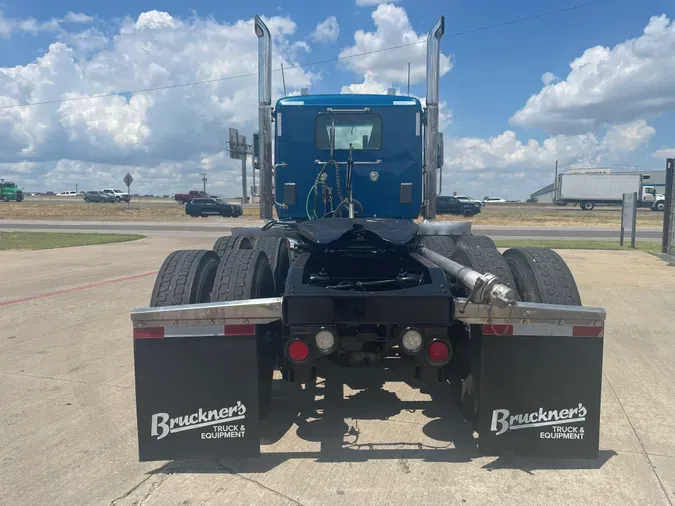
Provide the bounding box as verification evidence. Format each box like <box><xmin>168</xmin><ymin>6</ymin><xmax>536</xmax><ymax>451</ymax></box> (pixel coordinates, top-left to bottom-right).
<box><xmin>477</xmin><ymin>324</ymin><xmax>603</xmax><ymax>458</ymax></box>
<box><xmin>133</xmin><ymin>325</ymin><xmax>261</xmax><ymax>462</ymax></box>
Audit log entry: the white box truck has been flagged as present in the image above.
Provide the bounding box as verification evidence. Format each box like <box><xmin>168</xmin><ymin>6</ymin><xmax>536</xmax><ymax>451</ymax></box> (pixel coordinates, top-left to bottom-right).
<box><xmin>554</xmin><ymin>173</ymin><xmax>665</xmax><ymax>211</ymax></box>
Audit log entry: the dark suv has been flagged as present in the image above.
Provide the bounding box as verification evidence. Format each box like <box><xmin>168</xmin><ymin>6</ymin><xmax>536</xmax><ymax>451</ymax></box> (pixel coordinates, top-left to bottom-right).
<box><xmin>185</xmin><ymin>198</ymin><xmax>243</xmax><ymax>218</ymax></box>
<box><xmin>436</xmin><ymin>196</ymin><xmax>482</xmax><ymax>217</ymax></box>
<box><xmin>83</xmin><ymin>191</ymin><xmax>115</xmax><ymax>203</ymax></box>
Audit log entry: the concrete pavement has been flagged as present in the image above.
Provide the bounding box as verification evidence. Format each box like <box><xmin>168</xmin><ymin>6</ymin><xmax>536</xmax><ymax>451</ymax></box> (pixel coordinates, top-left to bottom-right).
<box><xmin>0</xmin><ymin>219</ymin><xmax>664</xmax><ymax>241</ymax></box>
<box><xmin>1</xmin><ymin>238</ymin><xmax>674</xmax><ymax>505</ymax></box>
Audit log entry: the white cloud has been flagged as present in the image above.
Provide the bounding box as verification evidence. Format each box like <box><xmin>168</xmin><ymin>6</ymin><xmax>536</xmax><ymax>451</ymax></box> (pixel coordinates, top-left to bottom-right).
<box><xmin>341</xmin><ymin>71</ymin><xmax>390</xmax><ymax>94</ymax></box>
<box><xmin>356</xmin><ymin>0</ymin><xmax>400</xmax><ymax>5</ymax></box>
<box><xmin>0</xmin><ymin>10</ymin><xmax>93</xmax><ymax>38</ymax></box>
<box><xmin>0</xmin><ymin>11</ymin><xmax>315</xmax><ymax>194</ymax></box>
<box><xmin>64</xmin><ymin>12</ymin><xmax>94</xmax><ymax>24</ymax></box>
<box><xmin>311</xmin><ymin>16</ymin><xmax>339</xmax><ymax>43</ymax></box>
<box><xmin>541</xmin><ymin>72</ymin><xmax>558</xmax><ymax>85</ymax></box>
<box><xmin>511</xmin><ymin>15</ymin><xmax>675</xmax><ymax>135</ymax></box>
<box><xmin>135</xmin><ymin>10</ymin><xmax>180</xmax><ymax>30</ymax></box>
<box><xmin>653</xmin><ymin>148</ymin><xmax>675</xmax><ymax>159</ymax></box>
<box><xmin>0</xmin><ymin>12</ymin><xmax>13</xmax><ymax>38</ymax></box>
<box><xmin>339</xmin><ymin>4</ymin><xmax>452</xmax><ymax>86</ymax></box>
<box><xmin>600</xmin><ymin>120</ymin><xmax>655</xmax><ymax>152</ymax></box>
<box><xmin>341</xmin><ymin>72</ymin><xmax>453</xmax><ymax>130</ymax></box>
<box><xmin>441</xmin><ymin>121</ymin><xmax>655</xmax><ymax>199</ymax></box>
<box><xmin>445</xmin><ymin>121</ymin><xmax>654</xmax><ymax>173</ymax></box>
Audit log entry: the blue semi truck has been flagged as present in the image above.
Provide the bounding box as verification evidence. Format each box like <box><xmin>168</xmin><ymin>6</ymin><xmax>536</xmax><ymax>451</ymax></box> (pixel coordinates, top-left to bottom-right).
<box><xmin>130</xmin><ymin>14</ymin><xmax>607</xmax><ymax>462</ymax></box>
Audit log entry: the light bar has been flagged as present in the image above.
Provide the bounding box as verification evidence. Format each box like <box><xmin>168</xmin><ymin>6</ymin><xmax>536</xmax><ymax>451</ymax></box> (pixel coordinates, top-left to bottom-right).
<box><xmin>133</xmin><ymin>323</ymin><xmax>256</xmax><ymax>340</ymax></box>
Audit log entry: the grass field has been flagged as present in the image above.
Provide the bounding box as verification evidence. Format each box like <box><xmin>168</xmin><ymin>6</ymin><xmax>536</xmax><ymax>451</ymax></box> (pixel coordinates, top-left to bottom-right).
<box><xmin>439</xmin><ymin>208</ymin><xmax>664</xmax><ymax>227</ymax></box>
<box><xmin>0</xmin><ymin>202</ymin><xmax>260</xmax><ymax>222</ymax></box>
<box><xmin>0</xmin><ymin>232</ymin><xmax>145</xmax><ymax>250</ymax></box>
<box><xmin>0</xmin><ymin>201</ymin><xmax>666</xmax><ymax>227</ymax></box>
<box><xmin>494</xmin><ymin>239</ymin><xmax>662</xmax><ymax>254</ymax></box>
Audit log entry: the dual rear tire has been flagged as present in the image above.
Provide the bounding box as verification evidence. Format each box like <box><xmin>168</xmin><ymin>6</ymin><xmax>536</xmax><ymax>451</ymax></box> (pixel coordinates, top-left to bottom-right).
<box><xmin>148</xmin><ymin>235</ymin><xmax>291</xmax><ymax>420</ymax></box>
<box><xmin>424</xmin><ymin>236</ymin><xmax>583</xmax><ymax>429</ymax></box>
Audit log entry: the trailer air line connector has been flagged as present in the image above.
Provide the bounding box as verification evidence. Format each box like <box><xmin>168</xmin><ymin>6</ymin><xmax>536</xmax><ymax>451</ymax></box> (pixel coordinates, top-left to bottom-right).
<box><xmin>419</xmin><ymin>247</ymin><xmax>518</xmax><ymax>308</ymax></box>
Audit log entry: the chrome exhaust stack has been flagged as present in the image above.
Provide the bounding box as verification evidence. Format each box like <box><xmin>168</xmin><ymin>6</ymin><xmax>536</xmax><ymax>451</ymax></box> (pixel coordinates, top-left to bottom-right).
<box><xmin>255</xmin><ymin>15</ymin><xmax>274</xmax><ymax>220</ymax></box>
<box><xmin>423</xmin><ymin>16</ymin><xmax>445</xmax><ymax>221</ymax></box>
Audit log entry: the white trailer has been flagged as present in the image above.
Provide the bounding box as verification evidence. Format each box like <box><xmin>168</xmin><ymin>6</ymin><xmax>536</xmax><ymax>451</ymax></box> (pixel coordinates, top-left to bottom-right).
<box><xmin>555</xmin><ymin>173</ymin><xmax>665</xmax><ymax>211</ymax></box>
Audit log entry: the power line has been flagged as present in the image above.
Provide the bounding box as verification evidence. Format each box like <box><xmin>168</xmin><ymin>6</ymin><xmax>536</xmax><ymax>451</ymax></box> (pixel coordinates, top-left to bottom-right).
<box><xmin>0</xmin><ymin>0</ymin><xmax>616</xmax><ymax>110</ymax></box>
<box><xmin>443</xmin><ymin>0</ymin><xmax>614</xmax><ymax>38</ymax></box>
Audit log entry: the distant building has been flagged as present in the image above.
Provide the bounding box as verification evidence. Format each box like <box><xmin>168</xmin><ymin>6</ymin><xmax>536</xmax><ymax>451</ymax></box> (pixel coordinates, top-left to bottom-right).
<box><xmin>530</xmin><ymin>183</ymin><xmax>555</xmax><ymax>203</ymax></box>
<box><xmin>529</xmin><ymin>169</ymin><xmax>666</xmax><ymax>203</ymax></box>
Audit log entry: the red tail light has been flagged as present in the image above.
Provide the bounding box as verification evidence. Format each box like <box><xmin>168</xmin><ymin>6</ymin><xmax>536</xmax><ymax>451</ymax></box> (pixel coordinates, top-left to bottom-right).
<box><xmin>427</xmin><ymin>341</ymin><xmax>449</xmax><ymax>364</ymax></box>
<box><xmin>287</xmin><ymin>340</ymin><xmax>310</xmax><ymax>362</ymax></box>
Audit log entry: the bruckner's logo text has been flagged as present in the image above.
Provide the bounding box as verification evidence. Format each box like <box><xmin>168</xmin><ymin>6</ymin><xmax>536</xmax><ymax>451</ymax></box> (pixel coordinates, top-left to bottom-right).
<box><xmin>151</xmin><ymin>402</ymin><xmax>247</xmax><ymax>440</ymax></box>
<box><xmin>490</xmin><ymin>403</ymin><xmax>587</xmax><ymax>436</ymax></box>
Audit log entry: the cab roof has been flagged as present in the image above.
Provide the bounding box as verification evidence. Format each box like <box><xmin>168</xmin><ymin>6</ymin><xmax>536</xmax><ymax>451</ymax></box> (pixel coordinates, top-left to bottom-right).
<box><xmin>275</xmin><ymin>94</ymin><xmax>422</xmax><ymax>109</ymax></box>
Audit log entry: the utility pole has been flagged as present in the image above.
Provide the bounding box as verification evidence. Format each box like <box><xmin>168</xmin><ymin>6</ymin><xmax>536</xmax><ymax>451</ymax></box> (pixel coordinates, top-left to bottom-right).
<box><xmin>227</xmin><ymin>128</ymin><xmax>253</xmax><ymax>204</ymax></box>
<box><xmin>241</xmin><ymin>155</ymin><xmax>248</xmax><ymax>204</ymax></box>
<box><xmin>554</xmin><ymin>160</ymin><xmax>558</xmax><ymax>201</ymax></box>
<box><xmin>201</xmin><ymin>173</ymin><xmax>207</xmax><ymax>193</ymax></box>
<box><xmin>75</xmin><ymin>184</ymin><xmax>78</xmax><ymax>193</ymax></box>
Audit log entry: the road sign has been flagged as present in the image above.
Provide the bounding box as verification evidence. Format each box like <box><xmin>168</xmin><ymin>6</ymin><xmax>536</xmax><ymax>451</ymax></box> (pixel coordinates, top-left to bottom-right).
<box><xmin>124</xmin><ymin>173</ymin><xmax>134</xmax><ymax>209</ymax></box>
<box><xmin>228</xmin><ymin>128</ymin><xmax>239</xmax><ymax>160</ymax></box>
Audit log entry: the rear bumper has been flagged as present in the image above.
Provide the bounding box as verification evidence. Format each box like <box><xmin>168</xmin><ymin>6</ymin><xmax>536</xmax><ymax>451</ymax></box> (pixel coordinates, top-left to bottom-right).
<box><xmin>130</xmin><ymin>296</ymin><xmax>605</xmax><ymax>461</ymax></box>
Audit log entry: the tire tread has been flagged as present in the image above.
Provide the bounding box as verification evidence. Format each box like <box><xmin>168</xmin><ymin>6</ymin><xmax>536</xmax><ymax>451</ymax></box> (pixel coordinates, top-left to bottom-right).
<box><xmin>211</xmin><ymin>248</ymin><xmax>274</xmax><ymax>302</ymax></box>
<box><xmin>454</xmin><ymin>235</ymin><xmax>496</xmax><ymax>250</ymax></box>
<box><xmin>255</xmin><ymin>237</ymin><xmax>291</xmax><ymax>295</ymax></box>
<box><xmin>503</xmin><ymin>247</ymin><xmax>582</xmax><ymax>305</ymax></box>
<box><xmin>452</xmin><ymin>244</ymin><xmax>518</xmax><ymax>291</ymax></box>
<box><xmin>421</xmin><ymin>236</ymin><xmax>456</xmax><ymax>259</ymax></box>
<box><xmin>150</xmin><ymin>250</ymin><xmax>219</xmax><ymax>306</ymax></box>
<box><xmin>213</xmin><ymin>235</ymin><xmax>252</xmax><ymax>258</ymax></box>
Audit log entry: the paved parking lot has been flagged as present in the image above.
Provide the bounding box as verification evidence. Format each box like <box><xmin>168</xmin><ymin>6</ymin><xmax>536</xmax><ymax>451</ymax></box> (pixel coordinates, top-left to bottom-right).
<box><xmin>1</xmin><ymin>237</ymin><xmax>674</xmax><ymax>505</ymax></box>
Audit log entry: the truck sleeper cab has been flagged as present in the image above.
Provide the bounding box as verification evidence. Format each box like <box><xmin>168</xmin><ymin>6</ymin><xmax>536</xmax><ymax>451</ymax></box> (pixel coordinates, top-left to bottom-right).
<box><xmin>274</xmin><ymin>95</ymin><xmax>423</xmax><ymax>220</ymax></box>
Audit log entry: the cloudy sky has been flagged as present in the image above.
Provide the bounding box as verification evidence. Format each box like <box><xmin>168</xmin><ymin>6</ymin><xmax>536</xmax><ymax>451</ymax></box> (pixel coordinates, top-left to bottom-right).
<box><xmin>1</xmin><ymin>0</ymin><xmax>674</xmax><ymax>199</ymax></box>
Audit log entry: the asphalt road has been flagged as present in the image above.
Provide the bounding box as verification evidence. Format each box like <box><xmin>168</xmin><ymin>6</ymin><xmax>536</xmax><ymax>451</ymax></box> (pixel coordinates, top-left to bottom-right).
<box><xmin>23</xmin><ymin>197</ymin><xmax>645</xmax><ymax>213</ymax></box>
<box><xmin>24</xmin><ymin>197</ymin><xmax>257</xmax><ymax>207</ymax></box>
<box><xmin>2</xmin><ymin>238</ymin><xmax>674</xmax><ymax>505</ymax></box>
<box><xmin>0</xmin><ymin>219</ymin><xmax>663</xmax><ymax>241</ymax></box>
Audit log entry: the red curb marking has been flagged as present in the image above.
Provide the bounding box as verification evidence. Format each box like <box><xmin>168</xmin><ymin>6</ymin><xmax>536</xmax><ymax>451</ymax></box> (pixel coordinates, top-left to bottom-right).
<box><xmin>0</xmin><ymin>271</ymin><xmax>158</xmax><ymax>307</ymax></box>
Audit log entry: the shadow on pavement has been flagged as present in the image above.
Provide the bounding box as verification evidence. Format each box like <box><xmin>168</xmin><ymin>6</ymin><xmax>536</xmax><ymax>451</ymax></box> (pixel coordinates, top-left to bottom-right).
<box><xmin>481</xmin><ymin>449</ymin><xmax>617</xmax><ymax>473</ymax></box>
<box><xmin>153</xmin><ymin>363</ymin><xmax>615</xmax><ymax>475</ymax></box>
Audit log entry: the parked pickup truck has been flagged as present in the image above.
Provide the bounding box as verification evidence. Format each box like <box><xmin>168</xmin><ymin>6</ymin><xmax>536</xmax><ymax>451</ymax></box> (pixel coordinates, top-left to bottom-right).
<box><xmin>185</xmin><ymin>197</ymin><xmax>243</xmax><ymax>218</ymax></box>
<box><xmin>84</xmin><ymin>190</ymin><xmax>115</xmax><ymax>203</ymax></box>
<box><xmin>102</xmin><ymin>189</ymin><xmax>131</xmax><ymax>202</ymax></box>
<box><xmin>436</xmin><ymin>195</ymin><xmax>482</xmax><ymax>217</ymax></box>
<box><xmin>174</xmin><ymin>190</ymin><xmax>217</xmax><ymax>204</ymax></box>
